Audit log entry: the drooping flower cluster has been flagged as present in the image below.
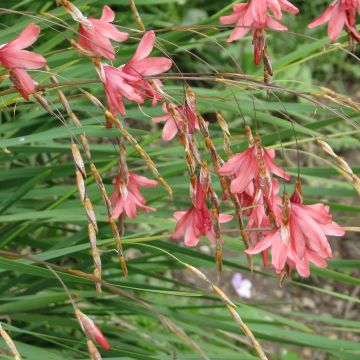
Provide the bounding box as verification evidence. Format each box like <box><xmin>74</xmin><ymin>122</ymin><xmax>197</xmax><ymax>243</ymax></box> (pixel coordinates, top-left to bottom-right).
<box><xmin>220</xmin><ymin>0</ymin><xmax>299</xmax><ymax>65</ymax></box>
<box><xmin>217</xmin><ymin>133</ymin><xmax>345</xmax><ymax>277</ymax></box>
<box><xmin>245</xmin><ymin>188</ymin><xmax>345</xmax><ymax>277</ymax></box>
<box><xmin>0</xmin><ymin>23</ymin><xmax>46</xmax><ymax>99</ymax></box>
<box><xmin>308</xmin><ymin>0</ymin><xmax>360</xmax><ymax>44</ymax></box>
<box><xmin>172</xmin><ymin>177</ymin><xmax>233</xmax><ymax>247</ymax></box>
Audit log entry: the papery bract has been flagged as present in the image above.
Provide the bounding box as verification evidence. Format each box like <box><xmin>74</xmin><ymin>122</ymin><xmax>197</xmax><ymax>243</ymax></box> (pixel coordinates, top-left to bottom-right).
<box><xmin>0</xmin><ymin>23</ymin><xmax>46</xmax><ymax>99</ymax></box>
<box><xmin>78</xmin><ymin>5</ymin><xmax>129</xmax><ymax>60</ymax></box>
<box><xmin>308</xmin><ymin>0</ymin><xmax>360</xmax><ymax>42</ymax></box>
<box><xmin>110</xmin><ymin>172</ymin><xmax>158</xmax><ymax>219</ymax></box>
<box><xmin>172</xmin><ymin>179</ymin><xmax>232</xmax><ymax>247</ymax></box>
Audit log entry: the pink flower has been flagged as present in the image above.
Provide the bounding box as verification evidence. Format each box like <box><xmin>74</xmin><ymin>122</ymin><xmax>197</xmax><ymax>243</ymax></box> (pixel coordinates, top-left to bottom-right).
<box><xmin>172</xmin><ymin>179</ymin><xmax>233</xmax><ymax>247</ymax></box>
<box><xmin>308</xmin><ymin>0</ymin><xmax>360</xmax><ymax>42</ymax></box>
<box><xmin>101</xmin><ymin>31</ymin><xmax>172</xmax><ymax>116</ymax></box>
<box><xmin>110</xmin><ymin>172</ymin><xmax>158</xmax><ymax>219</ymax></box>
<box><xmin>245</xmin><ymin>191</ymin><xmax>345</xmax><ymax>277</ymax></box>
<box><xmin>0</xmin><ymin>23</ymin><xmax>46</xmax><ymax>100</ymax></box>
<box><xmin>218</xmin><ymin>145</ymin><xmax>291</xmax><ymax>195</ymax></box>
<box><xmin>76</xmin><ymin>310</ymin><xmax>110</xmax><ymax>351</ymax></box>
<box><xmin>77</xmin><ymin>5</ymin><xmax>129</xmax><ymax>60</ymax></box>
<box><xmin>219</xmin><ymin>0</ymin><xmax>298</xmax><ymax>43</ymax></box>
<box><xmin>220</xmin><ymin>0</ymin><xmax>298</xmax><ymax>64</ymax></box>
<box><xmin>152</xmin><ymin>101</ymin><xmax>199</xmax><ymax>141</ymax></box>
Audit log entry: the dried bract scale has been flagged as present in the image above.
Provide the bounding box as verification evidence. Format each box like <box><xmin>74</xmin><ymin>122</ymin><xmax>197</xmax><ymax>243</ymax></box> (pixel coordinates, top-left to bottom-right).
<box><xmin>76</xmin><ymin>169</ymin><xmax>86</xmax><ymax>203</ymax></box>
<box><xmin>87</xmin><ymin>339</ymin><xmax>102</xmax><ymax>360</ymax></box>
<box><xmin>76</xmin><ymin>310</ymin><xmax>110</xmax><ymax>351</ymax></box>
<box><xmin>71</xmin><ymin>143</ymin><xmax>86</xmax><ymax>178</ymax></box>
<box><xmin>0</xmin><ymin>23</ymin><xmax>46</xmax><ymax>100</ymax></box>
<box><xmin>57</xmin><ymin>0</ymin><xmax>93</xmax><ymax>29</ymax></box>
<box><xmin>84</xmin><ymin>197</ymin><xmax>98</xmax><ymax>232</ymax></box>
<box><xmin>317</xmin><ymin>139</ymin><xmax>360</xmax><ymax>196</ymax></box>
<box><xmin>0</xmin><ymin>324</ymin><xmax>22</xmax><ymax>360</ymax></box>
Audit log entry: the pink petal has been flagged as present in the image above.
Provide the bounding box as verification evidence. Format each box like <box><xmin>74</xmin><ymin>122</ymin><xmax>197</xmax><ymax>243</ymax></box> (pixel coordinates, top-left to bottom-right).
<box><xmin>93</xmin><ymin>21</ymin><xmax>129</xmax><ymax>42</ymax></box>
<box><xmin>263</xmin><ymin>149</ymin><xmax>291</xmax><ymax>180</ymax></box>
<box><xmin>265</xmin><ymin>16</ymin><xmax>288</xmax><ymax>31</ymax></box>
<box><xmin>328</xmin><ymin>10</ymin><xmax>346</xmax><ymax>41</ymax></box>
<box><xmin>100</xmin><ymin>5</ymin><xmax>115</xmax><ymax>22</ymax></box>
<box><xmin>267</xmin><ymin>0</ymin><xmax>283</xmax><ymax>20</ymax></box>
<box><xmin>184</xmin><ymin>220</ymin><xmax>200</xmax><ymax>247</ymax></box>
<box><xmin>131</xmin><ymin>173</ymin><xmax>158</xmax><ymax>187</ymax></box>
<box><xmin>6</xmin><ymin>23</ymin><xmax>41</xmax><ymax>49</ymax></box>
<box><xmin>173</xmin><ymin>211</ymin><xmax>187</xmax><ymax>221</ymax></box>
<box><xmin>219</xmin><ymin>214</ymin><xmax>233</xmax><ymax>223</ymax></box>
<box><xmin>227</xmin><ymin>25</ymin><xmax>251</xmax><ymax>42</ymax></box>
<box><xmin>308</xmin><ymin>4</ymin><xmax>335</xmax><ymax>29</ymax></box>
<box><xmin>220</xmin><ymin>13</ymin><xmax>241</xmax><ymax>25</ymax></box>
<box><xmin>320</xmin><ymin>221</ymin><xmax>345</xmax><ymax>237</ymax></box>
<box><xmin>270</xmin><ymin>231</ymin><xmax>289</xmax><ymax>273</ymax></box>
<box><xmin>162</xmin><ymin>118</ymin><xmax>179</xmax><ymax>141</ymax></box>
<box><xmin>131</xmin><ymin>31</ymin><xmax>155</xmax><ymax>62</ymax></box>
<box><xmin>1</xmin><ymin>49</ymin><xmax>46</xmax><ymax>69</ymax></box>
<box><xmin>279</xmin><ymin>0</ymin><xmax>299</xmax><ymax>14</ymax></box>
<box><xmin>9</xmin><ymin>68</ymin><xmax>35</xmax><ymax>100</ymax></box>
<box><xmin>245</xmin><ymin>230</ymin><xmax>277</xmax><ymax>254</ymax></box>
<box><xmin>129</xmin><ymin>57</ymin><xmax>172</xmax><ymax>76</ymax></box>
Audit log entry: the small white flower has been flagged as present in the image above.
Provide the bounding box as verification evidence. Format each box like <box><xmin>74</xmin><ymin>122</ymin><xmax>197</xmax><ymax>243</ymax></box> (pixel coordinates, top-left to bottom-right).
<box><xmin>231</xmin><ymin>273</ymin><xmax>252</xmax><ymax>299</ymax></box>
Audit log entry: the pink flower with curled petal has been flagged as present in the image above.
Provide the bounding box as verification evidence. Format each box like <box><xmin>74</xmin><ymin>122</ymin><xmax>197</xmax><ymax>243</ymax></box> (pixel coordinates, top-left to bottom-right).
<box><xmin>218</xmin><ymin>144</ymin><xmax>291</xmax><ymax>195</ymax></box>
<box><xmin>110</xmin><ymin>172</ymin><xmax>158</xmax><ymax>219</ymax></box>
<box><xmin>245</xmin><ymin>189</ymin><xmax>345</xmax><ymax>277</ymax></box>
<box><xmin>76</xmin><ymin>310</ymin><xmax>110</xmax><ymax>351</ymax></box>
<box><xmin>101</xmin><ymin>31</ymin><xmax>172</xmax><ymax>116</ymax></box>
<box><xmin>308</xmin><ymin>0</ymin><xmax>360</xmax><ymax>42</ymax></box>
<box><xmin>152</xmin><ymin>101</ymin><xmax>200</xmax><ymax>142</ymax></box>
<box><xmin>77</xmin><ymin>5</ymin><xmax>129</xmax><ymax>60</ymax></box>
<box><xmin>172</xmin><ymin>179</ymin><xmax>233</xmax><ymax>247</ymax></box>
<box><xmin>0</xmin><ymin>23</ymin><xmax>46</xmax><ymax>100</ymax></box>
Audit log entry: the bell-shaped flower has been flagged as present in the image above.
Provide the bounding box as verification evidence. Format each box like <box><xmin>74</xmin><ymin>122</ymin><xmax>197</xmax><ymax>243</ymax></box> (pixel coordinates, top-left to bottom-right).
<box><xmin>245</xmin><ymin>190</ymin><xmax>345</xmax><ymax>277</ymax></box>
<box><xmin>0</xmin><ymin>23</ymin><xmax>46</xmax><ymax>99</ymax></box>
<box><xmin>308</xmin><ymin>0</ymin><xmax>360</xmax><ymax>42</ymax></box>
<box><xmin>101</xmin><ymin>31</ymin><xmax>172</xmax><ymax>116</ymax></box>
<box><xmin>78</xmin><ymin>5</ymin><xmax>129</xmax><ymax>60</ymax></box>
<box><xmin>110</xmin><ymin>172</ymin><xmax>158</xmax><ymax>219</ymax></box>
<box><xmin>218</xmin><ymin>145</ymin><xmax>291</xmax><ymax>195</ymax></box>
<box><xmin>172</xmin><ymin>179</ymin><xmax>232</xmax><ymax>247</ymax></box>
<box><xmin>219</xmin><ymin>0</ymin><xmax>298</xmax><ymax>43</ymax></box>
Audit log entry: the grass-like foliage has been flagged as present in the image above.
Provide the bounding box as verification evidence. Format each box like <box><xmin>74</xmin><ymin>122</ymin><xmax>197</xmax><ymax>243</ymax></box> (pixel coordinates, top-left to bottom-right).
<box><xmin>0</xmin><ymin>1</ymin><xmax>359</xmax><ymax>359</ymax></box>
